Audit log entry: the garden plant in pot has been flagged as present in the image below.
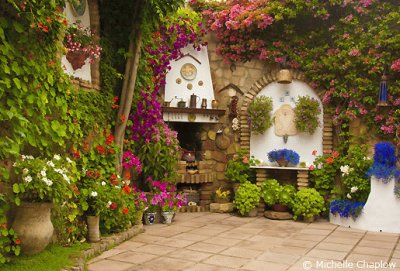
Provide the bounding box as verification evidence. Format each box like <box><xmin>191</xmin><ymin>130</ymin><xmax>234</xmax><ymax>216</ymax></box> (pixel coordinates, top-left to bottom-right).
<box><xmin>225</xmin><ymin>150</ymin><xmax>257</xmax><ymax>192</ymax></box>
<box><xmin>292</xmin><ymin>188</ymin><xmax>326</xmax><ymax>222</ymax></box>
<box><xmin>233</xmin><ymin>181</ymin><xmax>261</xmax><ymax>216</ymax></box>
<box><xmin>213</xmin><ymin>187</ymin><xmax>231</xmax><ymax>203</ymax></box>
<box><xmin>11</xmin><ymin>154</ymin><xmax>78</xmax><ymax>255</ymax></box>
<box><xmin>261</xmin><ymin>179</ymin><xmax>296</xmax><ymax>212</ymax></box>
<box><xmin>267</xmin><ymin>149</ymin><xmax>300</xmax><ymax>167</ymax></box>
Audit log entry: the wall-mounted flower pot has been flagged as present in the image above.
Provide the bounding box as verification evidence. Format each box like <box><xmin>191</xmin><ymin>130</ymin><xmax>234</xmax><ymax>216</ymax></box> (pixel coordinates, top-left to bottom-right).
<box><xmin>66</xmin><ymin>50</ymin><xmax>88</xmax><ymax>70</ymax></box>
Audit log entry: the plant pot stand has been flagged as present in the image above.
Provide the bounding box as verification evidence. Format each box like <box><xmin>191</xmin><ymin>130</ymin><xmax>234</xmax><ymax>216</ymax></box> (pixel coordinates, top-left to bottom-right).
<box><xmin>264</xmin><ymin>210</ymin><xmax>293</xmax><ymax>220</ymax></box>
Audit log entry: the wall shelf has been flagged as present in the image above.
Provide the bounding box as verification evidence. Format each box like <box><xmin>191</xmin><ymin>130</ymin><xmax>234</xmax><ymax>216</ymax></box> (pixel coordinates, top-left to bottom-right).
<box><xmin>161</xmin><ymin>107</ymin><xmax>226</xmax><ymax>116</ymax></box>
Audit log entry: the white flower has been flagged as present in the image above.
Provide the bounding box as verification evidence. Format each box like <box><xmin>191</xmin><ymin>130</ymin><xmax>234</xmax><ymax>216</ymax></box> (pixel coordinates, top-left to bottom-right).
<box><xmin>21</xmin><ymin>155</ymin><xmax>27</xmax><ymax>160</ymax></box>
<box><xmin>13</xmin><ymin>162</ymin><xmax>17</xmax><ymax>167</ymax></box>
<box><xmin>62</xmin><ymin>174</ymin><xmax>70</xmax><ymax>184</ymax></box>
<box><xmin>117</xmin><ymin>175</ymin><xmax>121</xmax><ymax>179</ymax></box>
<box><xmin>232</xmin><ymin>118</ymin><xmax>239</xmax><ymax>124</ymax></box>
<box><xmin>106</xmin><ymin>201</ymin><xmax>112</xmax><ymax>208</ymax></box>
<box><xmin>46</xmin><ymin>161</ymin><xmax>55</xmax><ymax>167</ymax></box>
<box><xmin>340</xmin><ymin>165</ymin><xmax>350</xmax><ymax>176</ymax></box>
<box><xmin>53</xmin><ymin>154</ymin><xmax>61</xmax><ymax>161</ymax></box>
<box><xmin>66</xmin><ymin>157</ymin><xmax>72</xmax><ymax>163</ymax></box>
<box><xmin>82</xmin><ymin>168</ymin><xmax>87</xmax><ymax>174</ymax></box>
<box><xmin>91</xmin><ymin>191</ymin><xmax>98</xmax><ymax>197</ymax></box>
<box><xmin>26</xmin><ymin>155</ymin><xmax>34</xmax><ymax>160</ymax></box>
<box><xmin>115</xmin><ymin>186</ymin><xmax>121</xmax><ymax>189</ymax></box>
<box><xmin>40</xmin><ymin>169</ymin><xmax>47</xmax><ymax>177</ymax></box>
<box><xmin>347</xmin><ymin>193</ymin><xmax>352</xmax><ymax>199</ymax></box>
<box><xmin>317</xmin><ymin>163</ymin><xmax>323</xmax><ymax>169</ymax></box>
<box><xmin>101</xmin><ymin>181</ymin><xmax>106</xmax><ymax>186</ymax></box>
<box><xmin>350</xmin><ymin>186</ymin><xmax>358</xmax><ymax>193</ymax></box>
<box><xmin>363</xmin><ymin>156</ymin><xmax>371</xmax><ymax>160</ymax></box>
<box><xmin>24</xmin><ymin>175</ymin><xmax>32</xmax><ymax>183</ymax></box>
<box><xmin>42</xmin><ymin>177</ymin><xmax>53</xmax><ymax>186</ymax></box>
<box><xmin>23</xmin><ymin>168</ymin><xmax>29</xmax><ymax>175</ymax></box>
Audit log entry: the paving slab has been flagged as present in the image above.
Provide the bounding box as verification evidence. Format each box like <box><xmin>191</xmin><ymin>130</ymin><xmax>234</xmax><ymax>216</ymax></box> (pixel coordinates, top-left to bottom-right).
<box><xmin>86</xmin><ymin>212</ymin><xmax>400</xmax><ymax>271</ymax></box>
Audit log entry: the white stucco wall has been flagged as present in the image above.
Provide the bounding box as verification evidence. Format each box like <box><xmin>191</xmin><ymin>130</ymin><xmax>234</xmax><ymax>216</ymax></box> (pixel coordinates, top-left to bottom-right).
<box><xmin>250</xmin><ymin>80</ymin><xmax>323</xmax><ymax>166</ymax></box>
<box><xmin>165</xmin><ymin>45</ymin><xmax>215</xmax><ymax>109</ymax></box>
<box><xmin>62</xmin><ymin>0</ymin><xmax>92</xmax><ymax>82</ymax></box>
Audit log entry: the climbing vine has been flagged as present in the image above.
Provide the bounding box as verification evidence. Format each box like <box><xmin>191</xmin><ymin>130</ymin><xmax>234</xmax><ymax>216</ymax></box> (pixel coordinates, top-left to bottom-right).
<box><xmin>190</xmin><ymin>0</ymin><xmax>400</xmax><ymax>145</ymax></box>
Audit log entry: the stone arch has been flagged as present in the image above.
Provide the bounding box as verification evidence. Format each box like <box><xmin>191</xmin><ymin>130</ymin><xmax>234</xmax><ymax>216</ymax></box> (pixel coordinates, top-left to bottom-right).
<box><xmin>238</xmin><ymin>69</ymin><xmax>333</xmax><ymax>155</ymax></box>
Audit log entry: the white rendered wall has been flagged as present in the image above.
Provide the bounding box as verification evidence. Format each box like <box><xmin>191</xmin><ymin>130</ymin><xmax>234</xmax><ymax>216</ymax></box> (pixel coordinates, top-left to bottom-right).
<box><xmin>330</xmin><ymin>177</ymin><xmax>400</xmax><ymax>233</ymax></box>
<box><xmin>250</xmin><ymin>80</ymin><xmax>323</xmax><ymax>166</ymax></box>
<box><xmin>165</xmin><ymin>45</ymin><xmax>215</xmax><ymax>109</ymax></box>
<box><xmin>62</xmin><ymin>0</ymin><xmax>92</xmax><ymax>82</ymax></box>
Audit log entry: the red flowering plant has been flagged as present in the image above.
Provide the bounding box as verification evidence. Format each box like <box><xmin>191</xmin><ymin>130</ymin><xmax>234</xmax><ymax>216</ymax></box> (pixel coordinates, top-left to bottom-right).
<box><xmin>309</xmin><ymin>149</ymin><xmax>342</xmax><ymax>196</ymax></box>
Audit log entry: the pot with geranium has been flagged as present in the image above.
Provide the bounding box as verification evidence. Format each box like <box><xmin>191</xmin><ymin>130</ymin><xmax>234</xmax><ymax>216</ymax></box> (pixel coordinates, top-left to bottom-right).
<box><xmin>233</xmin><ymin>181</ymin><xmax>261</xmax><ymax>216</ymax></box>
<box><xmin>225</xmin><ymin>150</ymin><xmax>257</xmax><ymax>192</ymax></box>
<box><xmin>268</xmin><ymin>149</ymin><xmax>300</xmax><ymax>167</ymax></box>
<box><xmin>64</xmin><ymin>20</ymin><xmax>101</xmax><ymax>70</ymax></box>
<box><xmin>11</xmin><ymin>154</ymin><xmax>78</xmax><ymax>254</ymax></box>
<box><xmin>130</xmin><ymin>186</ymin><xmax>147</xmax><ymax>225</ymax></box>
<box><xmin>261</xmin><ymin>179</ymin><xmax>296</xmax><ymax>212</ymax></box>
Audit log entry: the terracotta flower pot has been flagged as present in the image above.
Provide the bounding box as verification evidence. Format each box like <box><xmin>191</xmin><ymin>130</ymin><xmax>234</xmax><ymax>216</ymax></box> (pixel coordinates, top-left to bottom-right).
<box><xmin>12</xmin><ymin>202</ymin><xmax>53</xmax><ymax>255</ymax></box>
<box><xmin>66</xmin><ymin>50</ymin><xmax>88</xmax><ymax>70</ymax></box>
<box><xmin>272</xmin><ymin>204</ymin><xmax>289</xmax><ymax>212</ymax></box>
<box><xmin>277</xmin><ymin>159</ymin><xmax>289</xmax><ymax>167</ymax></box>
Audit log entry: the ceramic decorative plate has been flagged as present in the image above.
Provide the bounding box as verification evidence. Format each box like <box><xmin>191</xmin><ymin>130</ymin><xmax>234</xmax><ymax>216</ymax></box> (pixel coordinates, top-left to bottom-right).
<box><xmin>180</xmin><ymin>63</ymin><xmax>197</xmax><ymax>81</ymax></box>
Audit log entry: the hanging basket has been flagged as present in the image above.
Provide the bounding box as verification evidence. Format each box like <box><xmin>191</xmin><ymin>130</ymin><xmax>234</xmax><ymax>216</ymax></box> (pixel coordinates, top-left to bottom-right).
<box><xmin>66</xmin><ymin>50</ymin><xmax>88</xmax><ymax>70</ymax></box>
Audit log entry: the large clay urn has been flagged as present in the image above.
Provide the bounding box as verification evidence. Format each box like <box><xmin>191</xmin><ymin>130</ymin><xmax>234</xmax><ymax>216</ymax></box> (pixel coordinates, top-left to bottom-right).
<box><xmin>12</xmin><ymin>202</ymin><xmax>54</xmax><ymax>255</ymax></box>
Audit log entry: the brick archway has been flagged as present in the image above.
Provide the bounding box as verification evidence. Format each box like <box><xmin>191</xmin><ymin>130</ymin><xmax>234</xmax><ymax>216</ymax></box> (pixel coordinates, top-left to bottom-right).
<box><xmin>238</xmin><ymin>69</ymin><xmax>333</xmax><ymax>155</ymax></box>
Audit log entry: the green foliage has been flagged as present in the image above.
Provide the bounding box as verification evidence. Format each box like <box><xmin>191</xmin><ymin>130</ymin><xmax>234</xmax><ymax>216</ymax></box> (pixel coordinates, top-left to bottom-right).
<box><xmin>0</xmin><ymin>243</ymin><xmax>89</xmax><ymax>271</ymax></box>
<box><xmin>340</xmin><ymin>145</ymin><xmax>373</xmax><ymax>202</ymax></box>
<box><xmin>309</xmin><ymin>150</ymin><xmax>341</xmax><ymax>195</ymax></box>
<box><xmin>294</xmin><ymin>96</ymin><xmax>321</xmax><ymax>134</ymax></box>
<box><xmin>12</xmin><ymin>155</ymin><xmax>78</xmax><ymax>206</ymax></box>
<box><xmin>233</xmin><ymin>181</ymin><xmax>261</xmax><ymax>216</ymax></box>
<box><xmin>248</xmin><ymin>96</ymin><xmax>273</xmax><ymax>134</ymax></box>
<box><xmin>260</xmin><ymin>179</ymin><xmax>296</xmax><ymax>208</ymax></box>
<box><xmin>225</xmin><ymin>150</ymin><xmax>256</xmax><ymax>183</ymax></box>
<box><xmin>292</xmin><ymin>188</ymin><xmax>326</xmax><ymax>220</ymax></box>
<box><xmin>0</xmin><ymin>194</ymin><xmax>20</xmax><ymax>265</ymax></box>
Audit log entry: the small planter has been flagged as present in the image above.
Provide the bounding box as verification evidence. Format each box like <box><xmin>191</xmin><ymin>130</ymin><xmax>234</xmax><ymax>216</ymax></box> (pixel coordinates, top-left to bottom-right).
<box><xmin>215</xmin><ymin>198</ymin><xmax>230</xmax><ymax>204</ymax></box>
<box><xmin>66</xmin><ymin>50</ymin><xmax>88</xmax><ymax>70</ymax></box>
<box><xmin>162</xmin><ymin>211</ymin><xmax>174</xmax><ymax>224</ymax></box>
<box><xmin>12</xmin><ymin>202</ymin><xmax>54</xmax><ymax>255</ymax></box>
<box><xmin>277</xmin><ymin>159</ymin><xmax>289</xmax><ymax>167</ymax></box>
<box><xmin>87</xmin><ymin>215</ymin><xmax>100</xmax><ymax>242</ymax></box>
<box><xmin>144</xmin><ymin>212</ymin><xmax>157</xmax><ymax>225</ymax></box>
<box><xmin>272</xmin><ymin>204</ymin><xmax>289</xmax><ymax>212</ymax></box>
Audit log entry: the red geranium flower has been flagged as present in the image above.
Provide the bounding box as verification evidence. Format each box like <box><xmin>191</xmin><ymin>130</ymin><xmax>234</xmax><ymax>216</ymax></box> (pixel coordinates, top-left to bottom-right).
<box><xmin>332</xmin><ymin>151</ymin><xmax>339</xmax><ymax>158</ymax></box>
<box><xmin>123</xmin><ymin>207</ymin><xmax>129</xmax><ymax>215</ymax></box>
<box><xmin>15</xmin><ymin>239</ymin><xmax>21</xmax><ymax>245</ymax></box>
<box><xmin>312</xmin><ymin>150</ymin><xmax>317</xmax><ymax>156</ymax></box>
<box><xmin>123</xmin><ymin>185</ymin><xmax>131</xmax><ymax>195</ymax></box>
<box><xmin>106</xmin><ymin>134</ymin><xmax>114</xmax><ymax>145</ymax></box>
<box><xmin>309</xmin><ymin>165</ymin><xmax>315</xmax><ymax>170</ymax></box>
<box><xmin>96</xmin><ymin>145</ymin><xmax>107</xmax><ymax>154</ymax></box>
<box><xmin>110</xmin><ymin>202</ymin><xmax>117</xmax><ymax>210</ymax></box>
<box><xmin>325</xmin><ymin>157</ymin><xmax>334</xmax><ymax>164</ymax></box>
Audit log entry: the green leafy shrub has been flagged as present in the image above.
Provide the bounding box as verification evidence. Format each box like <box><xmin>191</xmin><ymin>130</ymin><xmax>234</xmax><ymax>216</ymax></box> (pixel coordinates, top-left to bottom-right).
<box><xmin>309</xmin><ymin>150</ymin><xmax>341</xmax><ymax>196</ymax></box>
<box><xmin>292</xmin><ymin>188</ymin><xmax>326</xmax><ymax>220</ymax></box>
<box><xmin>233</xmin><ymin>181</ymin><xmax>261</xmax><ymax>216</ymax></box>
<box><xmin>225</xmin><ymin>150</ymin><xmax>256</xmax><ymax>184</ymax></box>
<box><xmin>261</xmin><ymin>179</ymin><xmax>296</xmax><ymax>208</ymax></box>
<box><xmin>0</xmin><ymin>194</ymin><xmax>20</xmax><ymax>265</ymax></box>
<box><xmin>294</xmin><ymin>96</ymin><xmax>321</xmax><ymax>134</ymax></box>
<box><xmin>248</xmin><ymin>96</ymin><xmax>273</xmax><ymax>134</ymax></box>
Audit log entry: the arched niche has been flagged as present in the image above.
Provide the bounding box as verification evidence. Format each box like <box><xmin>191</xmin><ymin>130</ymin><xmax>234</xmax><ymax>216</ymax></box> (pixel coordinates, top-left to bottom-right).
<box><xmin>251</xmin><ymin>80</ymin><xmax>323</xmax><ymax>166</ymax></box>
<box><xmin>239</xmin><ymin>70</ymin><xmax>333</xmax><ymax>164</ymax></box>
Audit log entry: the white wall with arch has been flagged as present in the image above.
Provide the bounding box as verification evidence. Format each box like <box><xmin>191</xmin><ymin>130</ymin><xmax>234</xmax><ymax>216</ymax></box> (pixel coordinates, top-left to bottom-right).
<box><xmin>250</xmin><ymin>80</ymin><xmax>323</xmax><ymax>166</ymax></box>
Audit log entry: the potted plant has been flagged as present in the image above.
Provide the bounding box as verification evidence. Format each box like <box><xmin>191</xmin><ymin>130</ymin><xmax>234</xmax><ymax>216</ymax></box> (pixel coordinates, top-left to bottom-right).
<box><xmin>294</xmin><ymin>95</ymin><xmax>321</xmax><ymax>134</ymax></box>
<box><xmin>260</xmin><ymin>179</ymin><xmax>296</xmax><ymax>212</ymax></box>
<box><xmin>292</xmin><ymin>188</ymin><xmax>326</xmax><ymax>222</ymax></box>
<box><xmin>64</xmin><ymin>21</ymin><xmax>101</xmax><ymax>70</ymax></box>
<box><xmin>247</xmin><ymin>95</ymin><xmax>273</xmax><ymax>134</ymax></box>
<box><xmin>11</xmin><ymin>154</ymin><xmax>78</xmax><ymax>254</ymax></box>
<box><xmin>213</xmin><ymin>187</ymin><xmax>231</xmax><ymax>203</ymax></box>
<box><xmin>130</xmin><ymin>186</ymin><xmax>147</xmax><ymax>225</ymax></box>
<box><xmin>225</xmin><ymin>150</ymin><xmax>257</xmax><ymax>191</ymax></box>
<box><xmin>267</xmin><ymin>149</ymin><xmax>300</xmax><ymax>167</ymax></box>
<box><xmin>233</xmin><ymin>181</ymin><xmax>261</xmax><ymax>216</ymax></box>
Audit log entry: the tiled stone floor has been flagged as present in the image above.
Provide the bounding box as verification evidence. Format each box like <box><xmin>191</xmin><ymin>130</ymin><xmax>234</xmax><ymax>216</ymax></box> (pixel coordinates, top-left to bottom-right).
<box><xmin>87</xmin><ymin>212</ymin><xmax>400</xmax><ymax>271</ymax></box>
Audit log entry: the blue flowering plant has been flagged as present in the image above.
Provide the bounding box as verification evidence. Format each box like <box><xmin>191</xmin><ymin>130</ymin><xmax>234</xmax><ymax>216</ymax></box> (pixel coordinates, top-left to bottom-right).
<box><xmin>267</xmin><ymin>149</ymin><xmax>300</xmax><ymax>166</ymax></box>
<box><xmin>366</xmin><ymin>142</ymin><xmax>399</xmax><ymax>183</ymax></box>
<box><xmin>330</xmin><ymin>200</ymin><xmax>365</xmax><ymax>221</ymax></box>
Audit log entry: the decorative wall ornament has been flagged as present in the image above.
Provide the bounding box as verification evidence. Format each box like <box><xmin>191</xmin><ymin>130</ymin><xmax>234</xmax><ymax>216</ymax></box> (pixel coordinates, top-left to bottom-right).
<box><xmin>187</xmin><ymin>83</ymin><xmax>193</xmax><ymax>90</ymax></box>
<box><xmin>274</xmin><ymin>104</ymin><xmax>297</xmax><ymax>137</ymax></box>
<box><xmin>180</xmin><ymin>63</ymin><xmax>197</xmax><ymax>81</ymax></box>
<box><xmin>198</xmin><ymin>80</ymin><xmax>203</xmax><ymax>86</ymax></box>
<box><xmin>176</xmin><ymin>78</ymin><xmax>182</xmax><ymax>84</ymax></box>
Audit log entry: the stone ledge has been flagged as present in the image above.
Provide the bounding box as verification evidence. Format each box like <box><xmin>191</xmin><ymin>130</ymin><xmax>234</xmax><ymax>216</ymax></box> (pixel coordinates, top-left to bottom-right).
<box><xmin>210</xmin><ymin>202</ymin><xmax>234</xmax><ymax>213</ymax></box>
<box><xmin>61</xmin><ymin>224</ymin><xmax>144</xmax><ymax>271</ymax></box>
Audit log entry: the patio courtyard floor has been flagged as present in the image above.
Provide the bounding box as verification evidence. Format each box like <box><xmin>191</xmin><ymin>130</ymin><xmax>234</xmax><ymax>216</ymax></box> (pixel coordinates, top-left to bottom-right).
<box><xmin>87</xmin><ymin>212</ymin><xmax>400</xmax><ymax>271</ymax></box>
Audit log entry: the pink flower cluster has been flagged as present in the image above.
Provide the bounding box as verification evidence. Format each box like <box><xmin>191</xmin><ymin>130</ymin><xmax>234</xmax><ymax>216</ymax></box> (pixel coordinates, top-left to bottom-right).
<box><xmin>391</xmin><ymin>59</ymin><xmax>400</xmax><ymax>72</ymax></box>
<box><xmin>147</xmin><ymin>178</ymin><xmax>187</xmax><ymax>211</ymax></box>
<box><xmin>122</xmin><ymin>150</ymin><xmax>142</xmax><ymax>174</ymax></box>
